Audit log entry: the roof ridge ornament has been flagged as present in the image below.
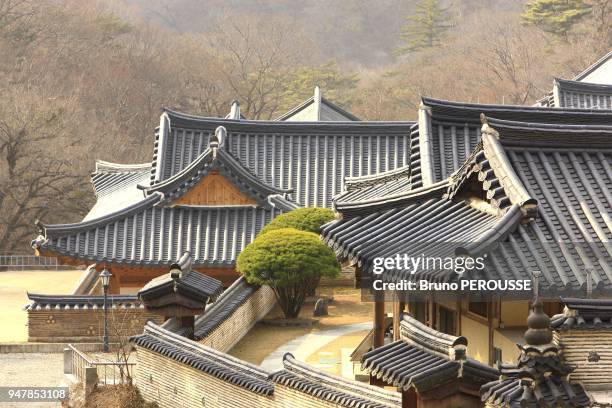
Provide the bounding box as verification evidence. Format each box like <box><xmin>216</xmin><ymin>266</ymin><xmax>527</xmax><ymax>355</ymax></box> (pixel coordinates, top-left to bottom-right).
<box><xmin>227</xmin><ymin>100</ymin><xmax>241</xmax><ymax>120</ymax></box>
<box><xmin>314</xmin><ymin>86</ymin><xmax>321</xmax><ymax>121</ymax></box>
<box><xmin>210</xmin><ymin>126</ymin><xmax>226</xmax><ymax>158</ymax></box>
<box><xmin>524</xmin><ymin>271</ymin><xmax>554</xmax><ymax>346</ymax></box>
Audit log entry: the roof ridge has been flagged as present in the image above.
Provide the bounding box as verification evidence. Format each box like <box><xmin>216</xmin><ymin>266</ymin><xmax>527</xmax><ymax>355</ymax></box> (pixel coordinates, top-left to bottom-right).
<box><xmin>140</xmin><ymin>321</ymin><xmax>271</xmax><ymax>376</ymax></box>
<box><xmin>455</xmin><ymin>204</ymin><xmax>523</xmax><ymax>257</ymax></box>
<box><xmin>94</xmin><ymin>160</ymin><xmax>151</xmax><ymax>173</ymax></box>
<box><xmin>274</xmin><ymin>353</ymin><xmax>402</xmax><ymax>406</ymax></box>
<box><xmin>485</xmin><ymin>115</ymin><xmax>612</xmax><ymax>131</ymax></box>
<box><xmin>333</xmin><ymin>180</ymin><xmax>448</xmax><ymax>215</ymax></box>
<box><xmin>555</xmin><ymin>76</ymin><xmax>612</xmax><ymax>90</ymax></box>
<box><xmin>573</xmin><ymin>50</ymin><xmax>612</xmax><ymax>81</ymax></box>
<box><xmin>421</xmin><ymin>96</ymin><xmax>612</xmax><ymax>115</ymax></box>
<box><xmin>400</xmin><ymin>314</ymin><xmax>467</xmax><ymax>358</ymax></box>
<box><xmin>344</xmin><ymin>165</ymin><xmax>411</xmax><ymax>190</ymax></box>
<box><xmin>163</xmin><ymin>107</ymin><xmax>411</xmax><ymax>127</ymax></box>
<box><xmin>479</xmin><ymin>120</ymin><xmax>538</xmax><ymax>215</ymax></box>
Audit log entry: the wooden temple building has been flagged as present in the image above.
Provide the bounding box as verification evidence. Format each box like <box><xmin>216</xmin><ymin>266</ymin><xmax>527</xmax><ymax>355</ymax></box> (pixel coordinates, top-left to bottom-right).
<box><xmin>323</xmin><ymin>107</ymin><xmax>612</xmax><ymax>363</ymax></box>
<box><xmin>321</xmin><ymin>52</ymin><xmax>612</xmax><ymax>406</ymax></box>
<box><xmin>31</xmin><ymin>89</ymin><xmax>412</xmax><ymax>292</ymax></box>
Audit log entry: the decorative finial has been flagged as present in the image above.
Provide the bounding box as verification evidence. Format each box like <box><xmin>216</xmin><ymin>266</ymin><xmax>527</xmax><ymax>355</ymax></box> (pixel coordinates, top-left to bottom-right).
<box><xmin>210</xmin><ymin>126</ymin><xmax>226</xmax><ymax>157</ymax></box>
<box><xmin>314</xmin><ymin>86</ymin><xmax>321</xmax><ymax>121</ymax></box>
<box><xmin>586</xmin><ymin>268</ymin><xmax>593</xmax><ymax>298</ymax></box>
<box><xmin>524</xmin><ymin>273</ymin><xmax>553</xmax><ymax>346</ymax></box>
<box><xmin>532</xmin><ymin>270</ymin><xmax>541</xmax><ymax>302</ymax></box>
<box><xmin>228</xmin><ymin>101</ymin><xmax>240</xmax><ymax>120</ymax></box>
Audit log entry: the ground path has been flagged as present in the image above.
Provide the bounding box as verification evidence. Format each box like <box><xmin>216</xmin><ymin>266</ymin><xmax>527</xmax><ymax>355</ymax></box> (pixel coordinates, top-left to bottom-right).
<box><xmin>260</xmin><ymin>321</ymin><xmax>372</xmax><ymax>372</ymax></box>
<box><xmin>0</xmin><ymin>270</ymin><xmax>84</xmax><ymax>342</ymax></box>
<box><xmin>0</xmin><ymin>353</ymin><xmax>66</xmax><ymax>407</ymax></box>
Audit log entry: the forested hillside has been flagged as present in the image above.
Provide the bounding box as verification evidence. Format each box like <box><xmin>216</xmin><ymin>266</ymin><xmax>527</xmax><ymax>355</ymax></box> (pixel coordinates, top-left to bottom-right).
<box><xmin>0</xmin><ymin>0</ymin><xmax>609</xmax><ymax>253</ymax></box>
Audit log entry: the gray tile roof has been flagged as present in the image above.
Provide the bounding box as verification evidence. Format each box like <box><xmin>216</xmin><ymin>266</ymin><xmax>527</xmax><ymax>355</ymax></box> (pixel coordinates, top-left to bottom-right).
<box><xmin>34</xmin><ymin>132</ymin><xmax>298</xmax><ymax>266</ymax></box>
<box><xmin>25</xmin><ymin>293</ymin><xmax>142</xmax><ymax>310</ymax></box>
<box><xmin>270</xmin><ymin>353</ymin><xmax>401</xmax><ymax>408</ymax></box>
<box><xmin>481</xmin><ymin>377</ymin><xmax>590</xmax><ymax>408</ymax></box>
<box><xmin>85</xmin><ymin>161</ymin><xmax>151</xmax><ymax>221</ymax></box>
<box><xmin>38</xmin><ymin>203</ymin><xmax>283</xmax><ymax>266</ymax></box>
<box><xmin>325</xmin><ymin>114</ymin><xmax>612</xmax><ymax>294</ymax></box>
<box><xmin>480</xmin><ymin>118</ymin><xmax>612</xmax><ymax>295</ymax></box>
<box><xmin>151</xmin><ymin>109</ymin><xmax>414</xmax><ymax>207</ymax></box>
<box><xmin>192</xmin><ymin>276</ymin><xmax>257</xmax><ymax>340</ymax></box>
<box><xmin>553</xmin><ymin>78</ymin><xmax>612</xmax><ymax>109</ymax></box>
<box><xmin>552</xmin><ymin>298</ymin><xmax>612</xmax><ymax>330</ymax></box>
<box><xmin>131</xmin><ymin>321</ymin><xmax>274</xmax><ymax>395</ymax></box>
<box><xmin>333</xmin><ymin>165</ymin><xmax>413</xmax><ymax>209</ymax></box>
<box><xmin>415</xmin><ymin>97</ymin><xmax>612</xmax><ymax>187</ymax></box>
<box><xmin>146</xmin><ymin>135</ymin><xmax>293</xmax><ymax>206</ymax></box>
<box><xmin>322</xmin><ymin>182</ymin><xmax>502</xmax><ymax>282</ymax></box>
<box><xmin>361</xmin><ymin>314</ymin><xmax>498</xmax><ymax>392</ymax></box>
<box><xmin>138</xmin><ymin>252</ymin><xmax>223</xmax><ymax>305</ymax></box>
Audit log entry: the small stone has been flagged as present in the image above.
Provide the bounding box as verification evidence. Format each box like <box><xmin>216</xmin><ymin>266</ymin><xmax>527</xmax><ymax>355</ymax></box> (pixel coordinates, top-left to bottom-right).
<box><xmin>313</xmin><ymin>298</ymin><xmax>328</xmax><ymax>317</ymax></box>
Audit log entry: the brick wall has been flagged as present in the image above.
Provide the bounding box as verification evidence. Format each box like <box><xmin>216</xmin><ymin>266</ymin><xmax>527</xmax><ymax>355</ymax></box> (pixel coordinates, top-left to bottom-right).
<box><xmin>136</xmin><ymin>348</ymin><xmax>275</xmax><ymax>408</ymax></box>
<box><xmin>136</xmin><ymin>347</ymin><xmax>393</xmax><ymax>408</ymax></box>
<box><xmin>198</xmin><ymin>285</ymin><xmax>276</xmax><ymax>352</ymax></box>
<box><xmin>27</xmin><ymin>309</ymin><xmax>164</xmax><ymax>342</ymax></box>
<box><xmin>559</xmin><ymin>330</ymin><xmax>612</xmax><ymax>387</ymax></box>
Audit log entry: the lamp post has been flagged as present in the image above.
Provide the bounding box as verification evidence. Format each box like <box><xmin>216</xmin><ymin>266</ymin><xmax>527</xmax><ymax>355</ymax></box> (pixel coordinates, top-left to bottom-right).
<box><xmin>99</xmin><ymin>267</ymin><xmax>112</xmax><ymax>352</ymax></box>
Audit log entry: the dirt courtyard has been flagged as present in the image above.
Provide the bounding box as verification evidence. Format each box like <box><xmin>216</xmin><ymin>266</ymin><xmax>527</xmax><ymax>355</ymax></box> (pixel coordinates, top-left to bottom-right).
<box><xmin>230</xmin><ymin>286</ymin><xmax>381</xmax><ymax>376</ymax></box>
<box><xmin>0</xmin><ymin>270</ymin><xmax>84</xmax><ymax>342</ymax></box>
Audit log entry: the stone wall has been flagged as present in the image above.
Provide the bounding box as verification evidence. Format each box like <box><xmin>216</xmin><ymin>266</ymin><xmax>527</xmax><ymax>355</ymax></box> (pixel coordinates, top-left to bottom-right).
<box><xmin>198</xmin><ymin>285</ymin><xmax>276</xmax><ymax>352</ymax></box>
<box><xmin>27</xmin><ymin>308</ymin><xmax>164</xmax><ymax>343</ymax></box>
<box><xmin>137</xmin><ymin>348</ymin><xmax>274</xmax><ymax>408</ymax></box>
<box><xmin>559</xmin><ymin>330</ymin><xmax>612</xmax><ymax>387</ymax></box>
<box><xmin>136</xmin><ymin>347</ymin><xmax>398</xmax><ymax>408</ymax></box>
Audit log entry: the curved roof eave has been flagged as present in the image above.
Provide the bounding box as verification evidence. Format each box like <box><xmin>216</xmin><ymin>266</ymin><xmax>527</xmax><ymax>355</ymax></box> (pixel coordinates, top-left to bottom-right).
<box><xmin>333</xmin><ymin>180</ymin><xmax>448</xmax><ymax>215</ymax></box>
<box><xmin>94</xmin><ymin>160</ymin><xmax>152</xmax><ymax>173</ymax></box>
<box><xmin>39</xmin><ymin>192</ymin><xmax>163</xmax><ymax>236</ymax></box>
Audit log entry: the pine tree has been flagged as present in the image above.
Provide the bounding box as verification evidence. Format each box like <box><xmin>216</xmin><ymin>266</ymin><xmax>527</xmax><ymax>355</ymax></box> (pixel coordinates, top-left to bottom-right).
<box><xmin>395</xmin><ymin>0</ymin><xmax>452</xmax><ymax>55</ymax></box>
<box><xmin>521</xmin><ymin>0</ymin><xmax>592</xmax><ymax>38</ymax></box>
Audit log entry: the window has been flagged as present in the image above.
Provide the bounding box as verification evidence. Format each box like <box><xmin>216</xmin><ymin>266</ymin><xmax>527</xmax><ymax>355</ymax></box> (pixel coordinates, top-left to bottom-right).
<box><xmin>409</xmin><ymin>300</ymin><xmax>427</xmax><ymax>324</ymax></box>
<box><xmin>437</xmin><ymin>305</ymin><xmax>456</xmax><ymax>335</ymax></box>
<box><xmin>468</xmin><ymin>301</ymin><xmax>488</xmax><ymax>319</ymax></box>
<box><xmin>493</xmin><ymin>347</ymin><xmax>502</xmax><ymax>364</ymax></box>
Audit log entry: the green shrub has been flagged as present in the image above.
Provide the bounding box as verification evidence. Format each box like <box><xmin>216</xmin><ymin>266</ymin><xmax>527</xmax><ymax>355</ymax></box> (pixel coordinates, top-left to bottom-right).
<box><xmin>259</xmin><ymin>207</ymin><xmax>335</xmax><ymax>236</ymax></box>
<box><xmin>237</xmin><ymin>228</ymin><xmax>339</xmax><ymax>318</ymax></box>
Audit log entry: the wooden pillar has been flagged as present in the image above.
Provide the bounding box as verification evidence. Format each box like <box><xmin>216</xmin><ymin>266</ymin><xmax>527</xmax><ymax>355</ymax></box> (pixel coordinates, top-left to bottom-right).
<box><xmin>180</xmin><ymin>315</ymin><xmax>195</xmax><ymax>340</ymax></box>
<box><xmin>427</xmin><ymin>296</ymin><xmax>434</xmax><ymax>328</ymax></box>
<box><xmin>488</xmin><ymin>300</ymin><xmax>494</xmax><ymax>365</ymax></box>
<box><xmin>402</xmin><ymin>388</ymin><xmax>418</xmax><ymax>408</ymax></box>
<box><xmin>393</xmin><ymin>301</ymin><xmax>405</xmax><ymax>341</ymax></box>
<box><xmin>108</xmin><ymin>270</ymin><xmax>121</xmax><ymax>295</ymax></box>
<box><xmin>374</xmin><ymin>293</ymin><xmax>385</xmax><ymax>348</ymax></box>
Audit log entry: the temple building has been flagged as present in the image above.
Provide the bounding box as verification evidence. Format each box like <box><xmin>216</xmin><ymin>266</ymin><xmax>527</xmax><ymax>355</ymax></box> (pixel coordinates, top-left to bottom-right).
<box><xmin>31</xmin><ymin>91</ymin><xmax>412</xmax><ymax>292</ymax></box>
<box><xmin>323</xmin><ymin>106</ymin><xmax>612</xmax><ymax>367</ymax></box>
